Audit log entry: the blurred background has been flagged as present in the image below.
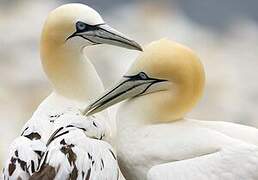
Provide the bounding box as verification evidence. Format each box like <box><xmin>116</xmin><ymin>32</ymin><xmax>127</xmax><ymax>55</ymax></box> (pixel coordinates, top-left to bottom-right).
<box><xmin>1</xmin><ymin>0</ymin><xmax>258</xmax><ymax>169</ymax></box>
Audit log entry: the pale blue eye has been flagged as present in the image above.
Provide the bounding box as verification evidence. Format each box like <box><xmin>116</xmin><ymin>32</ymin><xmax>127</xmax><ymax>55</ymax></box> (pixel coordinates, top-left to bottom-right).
<box><xmin>139</xmin><ymin>72</ymin><xmax>148</xmax><ymax>79</ymax></box>
<box><xmin>76</xmin><ymin>21</ymin><xmax>87</xmax><ymax>31</ymax></box>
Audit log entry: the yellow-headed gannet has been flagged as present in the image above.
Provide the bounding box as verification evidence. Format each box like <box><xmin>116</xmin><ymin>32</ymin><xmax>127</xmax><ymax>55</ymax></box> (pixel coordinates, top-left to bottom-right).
<box><xmin>86</xmin><ymin>39</ymin><xmax>258</xmax><ymax>180</ymax></box>
<box><xmin>3</xmin><ymin>3</ymin><xmax>141</xmax><ymax>180</ymax></box>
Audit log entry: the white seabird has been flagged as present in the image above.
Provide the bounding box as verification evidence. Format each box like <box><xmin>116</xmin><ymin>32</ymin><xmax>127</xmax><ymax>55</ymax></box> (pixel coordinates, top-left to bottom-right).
<box><xmin>86</xmin><ymin>39</ymin><xmax>258</xmax><ymax>180</ymax></box>
<box><xmin>3</xmin><ymin>3</ymin><xmax>141</xmax><ymax>180</ymax></box>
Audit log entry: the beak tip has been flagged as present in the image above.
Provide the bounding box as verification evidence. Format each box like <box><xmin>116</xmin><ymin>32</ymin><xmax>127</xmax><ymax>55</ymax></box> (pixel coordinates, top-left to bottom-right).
<box><xmin>138</xmin><ymin>46</ymin><xmax>143</xmax><ymax>52</ymax></box>
<box><xmin>132</xmin><ymin>42</ymin><xmax>143</xmax><ymax>51</ymax></box>
<box><xmin>80</xmin><ymin>106</ymin><xmax>92</xmax><ymax>116</ymax></box>
<box><xmin>83</xmin><ymin>111</ymin><xmax>92</xmax><ymax>117</ymax></box>
<box><xmin>83</xmin><ymin>107</ymin><xmax>98</xmax><ymax>117</ymax></box>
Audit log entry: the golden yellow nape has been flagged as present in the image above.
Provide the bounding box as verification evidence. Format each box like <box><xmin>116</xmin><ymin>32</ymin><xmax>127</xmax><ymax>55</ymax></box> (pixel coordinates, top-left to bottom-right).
<box><xmin>128</xmin><ymin>39</ymin><xmax>206</xmax><ymax>121</ymax></box>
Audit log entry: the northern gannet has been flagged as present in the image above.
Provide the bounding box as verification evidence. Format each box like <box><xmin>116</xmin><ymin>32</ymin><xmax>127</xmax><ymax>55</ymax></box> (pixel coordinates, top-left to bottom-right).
<box><xmin>3</xmin><ymin>3</ymin><xmax>141</xmax><ymax>180</ymax></box>
<box><xmin>86</xmin><ymin>39</ymin><xmax>258</xmax><ymax>180</ymax></box>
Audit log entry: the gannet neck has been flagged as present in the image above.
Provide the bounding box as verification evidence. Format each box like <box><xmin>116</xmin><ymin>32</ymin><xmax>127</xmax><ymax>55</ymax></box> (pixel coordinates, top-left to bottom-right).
<box><xmin>41</xmin><ymin>37</ymin><xmax>103</xmax><ymax>102</ymax></box>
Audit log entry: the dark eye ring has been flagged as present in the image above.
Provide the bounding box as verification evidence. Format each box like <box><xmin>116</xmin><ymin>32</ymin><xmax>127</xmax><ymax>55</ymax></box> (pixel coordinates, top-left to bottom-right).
<box><xmin>76</xmin><ymin>21</ymin><xmax>87</xmax><ymax>31</ymax></box>
<box><xmin>139</xmin><ymin>72</ymin><xmax>148</xmax><ymax>79</ymax></box>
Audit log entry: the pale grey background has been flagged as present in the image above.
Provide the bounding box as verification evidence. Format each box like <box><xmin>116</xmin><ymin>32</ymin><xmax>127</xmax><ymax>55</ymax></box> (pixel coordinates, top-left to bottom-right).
<box><xmin>1</xmin><ymin>0</ymin><xmax>258</xmax><ymax>168</ymax></box>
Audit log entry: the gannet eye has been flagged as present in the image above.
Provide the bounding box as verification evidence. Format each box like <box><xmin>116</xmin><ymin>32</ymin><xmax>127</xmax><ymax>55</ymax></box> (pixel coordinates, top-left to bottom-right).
<box><xmin>76</xmin><ymin>21</ymin><xmax>87</xmax><ymax>31</ymax></box>
<box><xmin>138</xmin><ymin>72</ymin><xmax>148</xmax><ymax>80</ymax></box>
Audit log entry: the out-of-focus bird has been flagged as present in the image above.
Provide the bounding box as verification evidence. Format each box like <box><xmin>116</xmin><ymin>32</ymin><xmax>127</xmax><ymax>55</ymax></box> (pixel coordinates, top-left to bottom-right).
<box><xmin>86</xmin><ymin>39</ymin><xmax>258</xmax><ymax>180</ymax></box>
<box><xmin>3</xmin><ymin>3</ymin><xmax>141</xmax><ymax>180</ymax></box>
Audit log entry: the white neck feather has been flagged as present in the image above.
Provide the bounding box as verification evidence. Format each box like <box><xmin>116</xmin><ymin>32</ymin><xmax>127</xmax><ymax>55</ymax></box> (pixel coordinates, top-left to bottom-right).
<box><xmin>41</xmin><ymin>46</ymin><xmax>104</xmax><ymax>102</ymax></box>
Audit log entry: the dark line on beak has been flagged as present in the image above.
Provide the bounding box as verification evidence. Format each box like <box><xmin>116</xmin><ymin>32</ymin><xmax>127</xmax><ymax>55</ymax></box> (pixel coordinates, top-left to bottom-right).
<box><xmin>88</xmin><ymin>75</ymin><xmax>166</xmax><ymax>110</ymax></box>
<box><xmin>88</xmin><ymin>81</ymin><xmax>149</xmax><ymax>114</ymax></box>
<box><xmin>87</xmin><ymin>78</ymin><xmax>131</xmax><ymax>109</ymax></box>
<box><xmin>97</xmin><ymin>26</ymin><xmax>137</xmax><ymax>44</ymax></box>
<box><xmin>87</xmin><ymin>78</ymin><xmax>168</xmax><ymax>114</ymax></box>
<box><xmin>93</xmin><ymin>34</ymin><xmax>141</xmax><ymax>50</ymax></box>
<box><xmin>67</xmin><ymin>34</ymin><xmax>101</xmax><ymax>45</ymax></box>
<box><xmin>66</xmin><ymin>32</ymin><xmax>76</xmax><ymax>41</ymax></box>
<box><xmin>136</xmin><ymin>83</ymin><xmax>154</xmax><ymax>97</ymax></box>
<box><xmin>136</xmin><ymin>80</ymin><xmax>167</xmax><ymax>97</ymax></box>
<box><xmin>77</xmin><ymin>35</ymin><xmax>100</xmax><ymax>45</ymax></box>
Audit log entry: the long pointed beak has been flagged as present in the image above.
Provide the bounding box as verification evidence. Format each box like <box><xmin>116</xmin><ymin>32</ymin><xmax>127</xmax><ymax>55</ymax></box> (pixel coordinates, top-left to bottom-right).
<box><xmin>83</xmin><ymin>76</ymin><xmax>166</xmax><ymax>116</ymax></box>
<box><xmin>74</xmin><ymin>24</ymin><xmax>142</xmax><ymax>51</ymax></box>
<box><xmin>96</xmin><ymin>24</ymin><xmax>142</xmax><ymax>51</ymax></box>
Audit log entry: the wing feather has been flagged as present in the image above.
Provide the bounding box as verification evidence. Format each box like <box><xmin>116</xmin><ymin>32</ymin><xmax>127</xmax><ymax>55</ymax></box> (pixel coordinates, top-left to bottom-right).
<box><xmin>3</xmin><ymin>136</ymin><xmax>46</xmax><ymax>180</ymax></box>
<box><xmin>147</xmin><ymin>144</ymin><xmax>258</xmax><ymax>180</ymax></box>
<box><xmin>34</xmin><ymin>127</ymin><xmax>118</xmax><ymax>180</ymax></box>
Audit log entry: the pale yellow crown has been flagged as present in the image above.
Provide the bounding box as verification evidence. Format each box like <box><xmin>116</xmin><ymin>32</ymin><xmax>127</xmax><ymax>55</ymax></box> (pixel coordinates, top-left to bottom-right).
<box><xmin>128</xmin><ymin>39</ymin><xmax>205</xmax><ymax>121</ymax></box>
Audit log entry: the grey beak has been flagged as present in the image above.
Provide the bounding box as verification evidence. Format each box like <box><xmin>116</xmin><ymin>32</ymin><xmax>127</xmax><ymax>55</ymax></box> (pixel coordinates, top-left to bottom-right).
<box><xmin>83</xmin><ymin>73</ymin><xmax>167</xmax><ymax>116</ymax></box>
<box><xmin>93</xmin><ymin>24</ymin><xmax>143</xmax><ymax>51</ymax></box>
<box><xmin>70</xmin><ymin>23</ymin><xmax>143</xmax><ymax>51</ymax></box>
<box><xmin>83</xmin><ymin>78</ymin><xmax>148</xmax><ymax>116</ymax></box>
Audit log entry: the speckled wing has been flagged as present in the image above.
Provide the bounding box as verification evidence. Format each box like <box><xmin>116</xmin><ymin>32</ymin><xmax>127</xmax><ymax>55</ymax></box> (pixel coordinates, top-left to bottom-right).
<box><xmin>3</xmin><ymin>103</ymin><xmax>114</xmax><ymax>180</ymax></box>
<box><xmin>147</xmin><ymin>144</ymin><xmax>258</xmax><ymax>180</ymax></box>
<box><xmin>31</xmin><ymin>125</ymin><xmax>118</xmax><ymax>180</ymax></box>
<box><xmin>2</xmin><ymin>136</ymin><xmax>46</xmax><ymax>180</ymax></box>
<box><xmin>2</xmin><ymin>106</ymin><xmax>59</xmax><ymax>180</ymax></box>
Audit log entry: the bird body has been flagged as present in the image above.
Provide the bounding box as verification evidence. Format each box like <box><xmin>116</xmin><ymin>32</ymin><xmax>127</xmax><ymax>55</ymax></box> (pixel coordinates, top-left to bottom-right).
<box><xmin>86</xmin><ymin>39</ymin><xmax>258</xmax><ymax>180</ymax></box>
<box><xmin>3</xmin><ymin>3</ymin><xmax>142</xmax><ymax>179</ymax></box>
<box><xmin>29</xmin><ymin>102</ymin><xmax>117</xmax><ymax>180</ymax></box>
<box><xmin>116</xmin><ymin>116</ymin><xmax>258</xmax><ymax>180</ymax></box>
<box><xmin>3</xmin><ymin>92</ymin><xmax>118</xmax><ymax>180</ymax></box>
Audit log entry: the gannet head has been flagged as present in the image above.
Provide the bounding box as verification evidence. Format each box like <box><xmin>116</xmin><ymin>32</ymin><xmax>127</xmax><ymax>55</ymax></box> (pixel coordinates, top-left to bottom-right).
<box><xmin>85</xmin><ymin>39</ymin><xmax>205</xmax><ymax>122</ymax></box>
<box><xmin>41</xmin><ymin>3</ymin><xmax>142</xmax><ymax>52</ymax></box>
<box><xmin>40</xmin><ymin>3</ymin><xmax>142</xmax><ymax>101</ymax></box>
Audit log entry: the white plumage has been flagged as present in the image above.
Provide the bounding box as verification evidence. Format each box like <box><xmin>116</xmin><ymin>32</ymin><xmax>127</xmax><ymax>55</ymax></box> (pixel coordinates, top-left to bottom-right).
<box><xmin>3</xmin><ymin>93</ymin><xmax>118</xmax><ymax>180</ymax></box>
<box><xmin>3</xmin><ymin>136</ymin><xmax>46</xmax><ymax>179</ymax></box>
<box><xmin>30</xmin><ymin>104</ymin><xmax>118</xmax><ymax>180</ymax></box>
<box><xmin>118</xmin><ymin>118</ymin><xmax>258</xmax><ymax>180</ymax></box>
<box><xmin>147</xmin><ymin>140</ymin><xmax>258</xmax><ymax>180</ymax></box>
